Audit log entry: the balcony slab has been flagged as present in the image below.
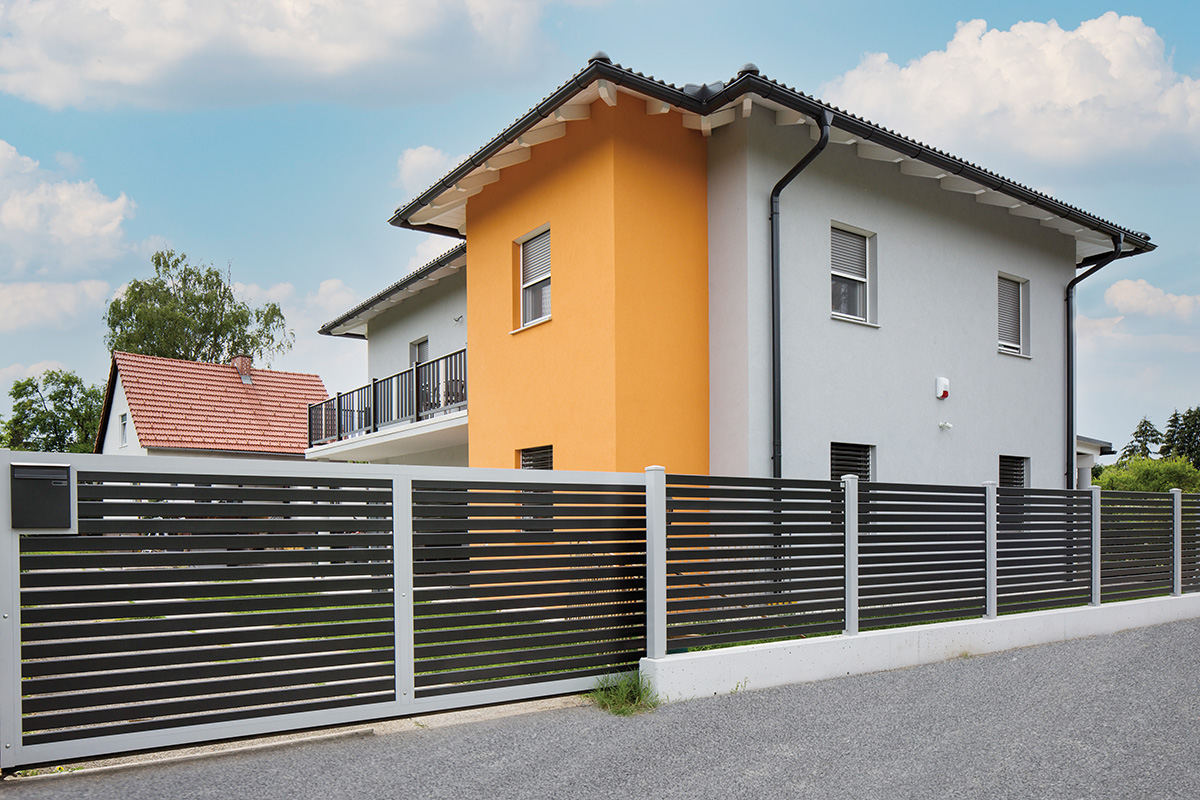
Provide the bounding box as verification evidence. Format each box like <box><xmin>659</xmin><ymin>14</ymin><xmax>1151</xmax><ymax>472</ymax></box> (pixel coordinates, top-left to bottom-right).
<box><xmin>305</xmin><ymin>410</ymin><xmax>467</xmax><ymax>463</ymax></box>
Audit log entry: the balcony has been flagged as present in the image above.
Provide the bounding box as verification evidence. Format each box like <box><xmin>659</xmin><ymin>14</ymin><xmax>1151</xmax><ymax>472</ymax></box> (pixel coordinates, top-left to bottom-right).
<box><xmin>309</xmin><ymin>348</ymin><xmax>466</xmax><ymax>448</ymax></box>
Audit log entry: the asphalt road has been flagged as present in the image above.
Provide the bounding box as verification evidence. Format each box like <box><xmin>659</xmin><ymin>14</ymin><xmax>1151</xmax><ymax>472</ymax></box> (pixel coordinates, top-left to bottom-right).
<box><xmin>5</xmin><ymin>618</ymin><xmax>1199</xmax><ymax>799</ymax></box>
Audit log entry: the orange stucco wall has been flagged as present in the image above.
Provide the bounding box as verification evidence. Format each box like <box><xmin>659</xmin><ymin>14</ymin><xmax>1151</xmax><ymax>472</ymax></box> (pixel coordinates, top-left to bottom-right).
<box><xmin>465</xmin><ymin>92</ymin><xmax>709</xmax><ymax>473</ymax></box>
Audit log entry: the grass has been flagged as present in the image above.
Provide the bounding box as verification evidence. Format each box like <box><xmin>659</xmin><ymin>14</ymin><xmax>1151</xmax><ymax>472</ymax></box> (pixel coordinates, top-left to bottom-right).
<box><xmin>587</xmin><ymin>671</ymin><xmax>659</xmax><ymax>716</ymax></box>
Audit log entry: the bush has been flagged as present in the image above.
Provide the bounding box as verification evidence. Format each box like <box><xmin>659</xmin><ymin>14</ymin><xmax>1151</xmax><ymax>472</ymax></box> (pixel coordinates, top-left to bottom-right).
<box><xmin>1093</xmin><ymin>456</ymin><xmax>1200</xmax><ymax>493</ymax></box>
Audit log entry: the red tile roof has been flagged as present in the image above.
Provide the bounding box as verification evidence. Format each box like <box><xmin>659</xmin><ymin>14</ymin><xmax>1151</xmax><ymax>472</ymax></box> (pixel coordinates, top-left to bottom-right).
<box><xmin>110</xmin><ymin>351</ymin><xmax>328</xmax><ymax>455</ymax></box>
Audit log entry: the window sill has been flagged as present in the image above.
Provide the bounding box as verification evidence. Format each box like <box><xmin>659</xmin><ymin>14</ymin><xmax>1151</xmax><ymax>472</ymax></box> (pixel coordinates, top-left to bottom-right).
<box><xmin>997</xmin><ymin>348</ymin><xmax>1032</xmax><ymax>360</ymax></box>
<box><xmin>831</xmin><ymin>313</ymin><xmax>880</xmax><ymax>329</ymax></box>
<box><xmin>511</xmin><ymin>316</ymin><xmax>552</xmax><ymax>335</ymax></box>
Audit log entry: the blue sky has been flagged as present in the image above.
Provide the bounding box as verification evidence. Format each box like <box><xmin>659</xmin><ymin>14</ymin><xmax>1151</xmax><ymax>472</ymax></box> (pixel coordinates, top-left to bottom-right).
<box><xmin>0</xmin><ymin>1</ymin><xmax>1196</xmax><ymax>455</ymax></box>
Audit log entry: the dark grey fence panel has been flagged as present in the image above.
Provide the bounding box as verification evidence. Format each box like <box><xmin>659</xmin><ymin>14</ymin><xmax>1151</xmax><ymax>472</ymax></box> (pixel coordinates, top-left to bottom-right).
<box><xmin>1100</xmin><ymin>491</ymin><xmax>1174</xmax><ymax>602</ymax></box>
<box><xmin>664</xmin><ymin>475</ymin><xmax>845</xmax><ymax>650</ymax></box>
<box><xmin>1180</xmin><ymin>494</ymin><xmax>1199</xmax><ymax>593</ymax></box>
<box><xmin>19</xmin><ymin>471</ymin><xmax>396</xmax><ymax>747</ymax></box>
<box><xmin>997</xmin><ymin>487</ymin><xmax>1092</xmax><ymax>613</ymax></box>
<box><xmin>410</xmin><ymin>479</ymin><xmax>646</xmax><ymax>698</ymax></box>
<box><xmin>858</xmin><ymin>483</ymin><xmax>987</xmax><ymax>629</ymax></box>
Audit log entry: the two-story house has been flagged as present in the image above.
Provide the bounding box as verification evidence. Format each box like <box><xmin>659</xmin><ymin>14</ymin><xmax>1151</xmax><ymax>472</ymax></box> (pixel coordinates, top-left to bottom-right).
<box><xmin>307</xmin><ymin>55</ymin><xmax>1154</xmax><ymax>488</ymax></box>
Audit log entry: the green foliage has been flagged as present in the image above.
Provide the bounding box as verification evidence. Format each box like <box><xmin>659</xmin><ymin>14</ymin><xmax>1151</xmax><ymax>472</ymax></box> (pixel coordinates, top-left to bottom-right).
<box><xmin>104</xmin><ymin>250</ymin><xmax>293</xmax><ymax>365</ymax></box>
<box><xmin>588</xmin><ymin>671</ymin><xmax>659</xmax><ymax>716</ymax></box>
<box><xmin>1118</xmin><ymin>417</ymin><xmax>1162</xmax><ymax>463</ymax></box>
<box><xmin>1</xmin><ymin>370</ymin><xmax>104</xmax><ymax>453</ymax></box>
<box><xmin>1159</xmin><ymin>407</ymin><xmax>1200</xmax><ymax>468</ymax></box>
<box><xmin>1093</xmin><ymin>456</ymin><xmax>1200</xmax><ymax>493</ymax></box>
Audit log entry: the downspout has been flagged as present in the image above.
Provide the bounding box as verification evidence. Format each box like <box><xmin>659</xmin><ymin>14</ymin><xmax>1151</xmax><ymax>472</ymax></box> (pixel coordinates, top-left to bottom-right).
<box><xmin>770</xmin><ymin>109</ymin><xmax>832</xmax><ymax>479</ymax></box>
<box><xmin>1065</xmin><ymin>233</ymin><xmax>1124</xmax><ymax>488</ymax></box>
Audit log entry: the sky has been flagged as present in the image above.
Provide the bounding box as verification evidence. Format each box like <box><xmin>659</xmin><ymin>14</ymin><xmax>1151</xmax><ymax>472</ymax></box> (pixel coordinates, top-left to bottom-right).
<box><xmin>0</xmin><ymin>1</ymin><xmax>1197</xmax><ymax>456</ymax></box>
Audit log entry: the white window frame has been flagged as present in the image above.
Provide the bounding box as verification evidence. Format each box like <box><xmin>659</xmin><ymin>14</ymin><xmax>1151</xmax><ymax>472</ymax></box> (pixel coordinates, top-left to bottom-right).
<box><xmin>830</xmin><ymin>223</ymin><xmax>877</xmax><ymax>325</ymax></box>
<box><xmin>119</xmin><ymin>413</ymin><xmax>128</xmax><ymax>448</ymax></box>
<box><xmin>997</xmin><ymin>273</ymin><xmax>1030</xmax><ymax>357</ymax></box>
<box><xmin>519</xmin><ymin>226</ymin><xmax>551</xmax><ymax>328</ymax></box>
<box><xmin>410</xmin><ymin>337</ymin><xmax>429</xmax><ymax>365</ymax></box>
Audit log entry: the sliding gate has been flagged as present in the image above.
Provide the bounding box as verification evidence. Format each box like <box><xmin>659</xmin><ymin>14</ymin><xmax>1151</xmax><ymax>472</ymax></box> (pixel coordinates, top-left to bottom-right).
<box><xmin>1</xmin><ymin>453</ymin><xmax>648</xmax><ymax>770</ymax></box>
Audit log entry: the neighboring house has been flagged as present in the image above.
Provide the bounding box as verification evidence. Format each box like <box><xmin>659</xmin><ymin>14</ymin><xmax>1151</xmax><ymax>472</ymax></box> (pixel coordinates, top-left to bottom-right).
<box><xmin>308</xmin><ymin>55</ymin><xmax>1155</xmax><ymax>488</ymax></box>
<box><xmin>96</xmin><ymin>351</ymin><xmax>328</xmax><ymax>459</ymax></box>
<box><xmin>1076</xmin><ymin>435</ymin><xmax>1116</xmax><ymax>490</ymax></box>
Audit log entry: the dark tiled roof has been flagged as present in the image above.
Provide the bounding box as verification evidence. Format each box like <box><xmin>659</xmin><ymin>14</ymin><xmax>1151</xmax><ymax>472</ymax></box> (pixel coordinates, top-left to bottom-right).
<box><xmin>390</xmin><ymin>57</ymin><xmax>1153</xmax><ymax>255</ymax></box>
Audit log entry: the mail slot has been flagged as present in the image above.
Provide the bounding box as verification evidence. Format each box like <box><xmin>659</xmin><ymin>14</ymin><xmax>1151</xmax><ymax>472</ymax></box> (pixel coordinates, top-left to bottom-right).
<box><xmin>11</xmin><ymin>463</ymin><xmax>72</xmax><ymax>530</ymax></box>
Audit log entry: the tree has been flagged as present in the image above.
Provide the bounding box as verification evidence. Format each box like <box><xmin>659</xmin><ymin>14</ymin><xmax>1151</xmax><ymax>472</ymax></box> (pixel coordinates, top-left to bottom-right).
<box><xmin>1118</xmin><ymin>417</ymin><xmax>1162</xmax><ymax>463</ymax></box>
<box><xmin>1160</xmin><ymin>409</ymin><xmax>1184</xmax><ymax>458</ymax></box>
<box><xmin>1094</xmin><ymin>456</ymin><xmax>1200</xmax><ymax>493</ymax></box>
<box><xmin>104</xmin><ymin>250</ymin><xmax>293</xmax><ymax>365</ymax></box>
<box><xmin>1</xmin><ymin>370</ymin><xmax>104</xmax><ymax>453</ymax></box>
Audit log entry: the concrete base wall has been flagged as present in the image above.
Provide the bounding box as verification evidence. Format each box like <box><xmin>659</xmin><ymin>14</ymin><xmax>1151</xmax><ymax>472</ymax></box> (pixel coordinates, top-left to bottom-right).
<box><xmin>641</xmin><ymin>593</ymin><xmax>1200</xmax><ymax>702</ymax></box>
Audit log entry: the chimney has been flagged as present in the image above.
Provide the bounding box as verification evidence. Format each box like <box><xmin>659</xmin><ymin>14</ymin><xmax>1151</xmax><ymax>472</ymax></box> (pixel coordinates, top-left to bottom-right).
<box><xmin>232</xmin><ymin>355</ymin><xmax>253</xmax><ymax>384</ymax></box>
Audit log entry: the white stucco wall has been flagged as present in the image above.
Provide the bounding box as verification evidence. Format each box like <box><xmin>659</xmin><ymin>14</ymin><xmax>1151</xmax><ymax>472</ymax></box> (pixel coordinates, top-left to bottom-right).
<box><xmin>99</xmin><ymin>376</ymin><xmax>147</xmax><ymax>455</ymax></box>
<box><xmin>366</xmin><ymin>269</ymin><xmax>467</xmax><ymax>380</ymax></box>
<box><xmin>709</xmin><ymin>108</ymin><xmax>1075</xmax><ymax>488</ymax></box>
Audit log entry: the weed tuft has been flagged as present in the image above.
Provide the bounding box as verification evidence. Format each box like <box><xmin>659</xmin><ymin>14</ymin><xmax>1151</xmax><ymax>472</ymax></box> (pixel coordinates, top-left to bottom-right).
<box><xmin>587</xmin><ymin>671</ymin><xmax>659</xmax><ymax>716</ymax></box>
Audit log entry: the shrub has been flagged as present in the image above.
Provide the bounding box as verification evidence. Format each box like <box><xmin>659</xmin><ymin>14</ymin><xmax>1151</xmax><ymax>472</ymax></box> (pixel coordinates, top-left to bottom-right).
<box><xmin>1093</xmin><ymin>456</ymin><xmax>1200</xmax><ymax>493</ymax></box>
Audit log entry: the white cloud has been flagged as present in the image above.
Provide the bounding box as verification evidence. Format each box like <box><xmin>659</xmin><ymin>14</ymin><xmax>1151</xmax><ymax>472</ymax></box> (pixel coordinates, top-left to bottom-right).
<box><xmin>395</xmin><ymin>145</ymin><xmax>463</xmax><ymax>195</ymax></box>
<box><xmin>0</xmin><ymin>280</ymin><xmax>110</xmax><ymax>332</ymax></box>
<box><xmin>0</xmin><ymin>139</ymin><xmax>135</xmax><ymax>276</ymax></box>
<box><xmin>1105</xmin><ymin>278</ymin><xmax>1198</xmax><ymax>318</ymax></box>
<box><xmin>0</xmin><ymin>0</ymin><xmax>581</xmax><ymax>109</ymax></box>
<box><xmin>821</xmin><ymin>13</ymin><xmax>1200</xmax><ymax>164</ymax></box>
<box><xmin>0</xmin><ymin>360</ymin><xmax>70</xmax><ymax>388</ymax></box>
<box><xmin>1075</xmin><ymin>313</ymin><xmax>1128</xmax><ymax>353</ymax></box>
<box><xmin>405</xmin><ymin>233</ymin><xmax>457</xmax><ymax>273</ymax></box>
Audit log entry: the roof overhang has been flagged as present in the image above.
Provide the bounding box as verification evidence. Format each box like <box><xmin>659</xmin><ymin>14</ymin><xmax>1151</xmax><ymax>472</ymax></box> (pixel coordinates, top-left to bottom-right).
<box><xmin>1076</xmin><ymin>435</ymin><xmax>1116</xmax><ymax>457</ymax></box>
<box><xmin>390</xmin><ymin>57</ymin><xmax>1155</xmax><ymax>265</ymax></box>
<box><xmin>319</xmin><ymin>242</ymin><xmax>466</xmax><ymax>339</ymax></box>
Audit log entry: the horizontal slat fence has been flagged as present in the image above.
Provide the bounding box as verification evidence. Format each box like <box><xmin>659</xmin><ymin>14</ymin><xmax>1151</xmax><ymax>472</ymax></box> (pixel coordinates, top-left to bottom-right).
<box><xmin>1100</xmin><ymin>491</ymin><xmax>1174</xmax><ymax>602</ymax></box>
<box><xmin>664</xmin><ymin>475</ymin><xmax>845</xmax><ymax>650</ymax></box>
<box><xmin>410</xmin><ymin>479</ymin><xmax>646</xmax><ymax>698</ymax></box>
<box><xmin>1184</xmin><ymin>494</ymin><xmax>1200</xmax><ymax>593</ymax></box>
<box><xmin>19</xmin><ymin>470</ymin><xmax>396</xmax><ymax>747</ymax></box>
<box><xmin>858</xmin><ymin>483</ymin><xmax>986</xmax><ymax>629</ymax></box>
<box><xmin>997</xmin><ymin>487</ymin><xmax>1092</xmax><ymax>613</ymax></box>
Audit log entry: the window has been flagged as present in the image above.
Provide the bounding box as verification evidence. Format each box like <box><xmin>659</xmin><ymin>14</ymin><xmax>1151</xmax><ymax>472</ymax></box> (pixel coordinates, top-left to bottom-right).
<box><xmin>998</xmin><ymin>275</ymin><xmax>1027</xmax><ymax>355</ymax></box>
<box><xmin>831</xmin><ymin>225</ymin><xmax>874</xmax><ymax>323</ymax></box>
<box><xmin>521</xmin><ymin>229</ymin><xmax>551</xmax><ymax>326</ymax></box>
<box><xmin>410</xmin><ymin>338</ymin><xmax>428</xmax><ymax>365</ymax></box>
<box><xmin>831</xmin><ymin>442</ymin><xmax>872</xmax><ymax>480</ymax></box>
<box><xmin>520</xmin><ymin>445</ymin><xmax>554</xmax><ymax>470</ymax></box>
<box><xmin>999</xmin><ymin>455</ymin><xmax>1028</xmax><ymax>488</ymax></box>
<box><xmin>119</xmin><ymin>413</ymin><xmax>128</xmax><ymax>447</ymax></box>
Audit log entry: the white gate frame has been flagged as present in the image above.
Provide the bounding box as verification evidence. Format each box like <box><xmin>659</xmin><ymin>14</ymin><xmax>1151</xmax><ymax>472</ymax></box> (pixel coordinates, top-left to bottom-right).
<box><xmin>0</xmin><ymin>450</ymin><xmax>647</xmax><ymax>770</ymax></box>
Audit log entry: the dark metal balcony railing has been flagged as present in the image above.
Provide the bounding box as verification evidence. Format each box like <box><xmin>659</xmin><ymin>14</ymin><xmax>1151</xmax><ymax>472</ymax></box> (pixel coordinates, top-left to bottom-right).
<box><xmin>308</xmin><ymin>348</ymin><xmax>467</xmax><ymax>447</ymax></box>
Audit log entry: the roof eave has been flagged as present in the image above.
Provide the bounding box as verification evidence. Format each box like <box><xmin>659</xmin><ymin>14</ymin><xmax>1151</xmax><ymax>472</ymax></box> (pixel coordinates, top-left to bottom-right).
<box><xmin>389</xmin><ymin>61</ymin><xmax>1155</xmax><ymax>258</ymax></box>
<box><xmin>318</xmin><ymin>242</ymin><xmax>467</xmax><ymax>338</ymax></box>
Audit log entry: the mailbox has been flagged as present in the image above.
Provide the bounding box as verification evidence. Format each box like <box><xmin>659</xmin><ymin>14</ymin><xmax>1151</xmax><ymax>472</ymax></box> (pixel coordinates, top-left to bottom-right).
<box><xmin>11</xmin><ymin>463</ymin><xmax>72</xmax><ymax>529</ymax></box>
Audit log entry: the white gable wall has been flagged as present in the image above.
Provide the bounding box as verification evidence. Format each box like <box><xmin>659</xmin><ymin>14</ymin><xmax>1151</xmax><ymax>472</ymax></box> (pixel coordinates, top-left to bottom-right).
<box><xmin>98</xmin><ymin>375</ymin><xmax>147</xmax><ymax>456</ymax></box>
<box><xmin>710</xmin><ymin>107</ymin><xmax>1074</xmax><ymax>488</ymax></box>
<box><xmin>366</xmin><ymin>269</ymin><xmax>467</xmax><ymax>381</ymax></box>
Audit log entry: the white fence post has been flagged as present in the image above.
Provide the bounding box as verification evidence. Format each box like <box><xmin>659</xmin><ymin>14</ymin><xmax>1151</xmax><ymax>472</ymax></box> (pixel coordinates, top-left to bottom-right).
<box><xmin>1091</xmin><ymin>485</ymin><xmax>1103</xmax><ymax>606</ymax></box>
<box><xmin>983</xmin><ymin>481</ymin><xmax>998</xmax><ymax>619</ymax></box>
<box><xmin>645</xmin><ymin>466</ymin><xmax>668</xmax><ymax>659</ymax></box>
<box><xmin>842</xmin><ymin>474</ymin><xmax>859</xmax><ymax>636</ymax></box>
<box><xmin>394</xmin><ymin>473</ymin><xmax>415</xmax><ymax>706</ymax></box>
<box><xmin>1172</xmin><ymin>488</ymin><xmax>1183</xmax><ymax>597</ymax></box>
<box><xmin>0</xmin><ymin>450</ymin><xmax>21</xmax><ymax>768</ymax></box>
